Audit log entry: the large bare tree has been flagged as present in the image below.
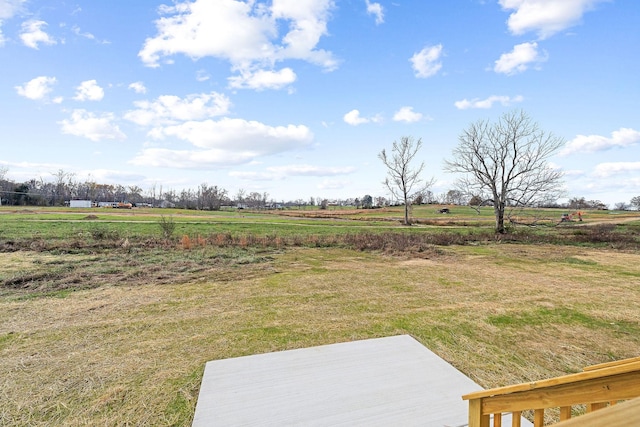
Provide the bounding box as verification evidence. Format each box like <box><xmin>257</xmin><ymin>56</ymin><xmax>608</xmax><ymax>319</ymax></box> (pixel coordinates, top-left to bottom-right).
<box><xmin>379</xmin><ymin>136</ymin><xmax>434</xmax><ymax>225</ymax></box>
<box><xmin>445</xmin><ymin>111</ymin><xmax>564</xmax><ymax>233</ymax></box>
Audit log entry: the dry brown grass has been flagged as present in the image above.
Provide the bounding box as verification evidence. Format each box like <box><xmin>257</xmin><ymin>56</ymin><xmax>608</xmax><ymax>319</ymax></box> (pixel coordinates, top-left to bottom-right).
<box><xmin>1</xmin><ymin>245</ymin><xmax>640</xmax><ymax>425</ymax></box>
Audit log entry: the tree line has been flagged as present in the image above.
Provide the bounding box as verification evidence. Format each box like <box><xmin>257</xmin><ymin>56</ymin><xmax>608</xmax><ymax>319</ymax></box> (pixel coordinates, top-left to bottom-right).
<box><xmin>2</xmin><ymin>112</ymin><xmax>638</xmax><ymax>230</ymax></box>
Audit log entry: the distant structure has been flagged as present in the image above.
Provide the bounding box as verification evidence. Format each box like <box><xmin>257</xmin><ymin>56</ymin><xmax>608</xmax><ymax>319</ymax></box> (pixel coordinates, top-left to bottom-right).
<box><xmin>69</xmin><ymin>200</ymin><xmax>92</xmax><ymax>208</ymax></box>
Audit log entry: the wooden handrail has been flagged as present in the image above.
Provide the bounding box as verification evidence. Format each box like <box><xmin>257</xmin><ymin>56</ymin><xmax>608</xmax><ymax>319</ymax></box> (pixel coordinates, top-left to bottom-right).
<box><xmin>462</xmin><ymin>357</ymin><xmax>640</xmax><ymax>427</ymax></box>
<box><xmin>583</xmin><ymin>356</ymin><xmax>640</xmax><ymax>372</ymax></box>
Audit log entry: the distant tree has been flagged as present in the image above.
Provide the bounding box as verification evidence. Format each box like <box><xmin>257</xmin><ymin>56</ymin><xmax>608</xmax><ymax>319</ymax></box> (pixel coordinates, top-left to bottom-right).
<box><xmin>413</xmin><ymin>189</ymin><xmax>435</xmax><ymax>205</ymax></box>
<box><xmin>568</xmin><ymin>197</ymin><xmax>589</xmax><ymax>210</ymax></box>
<box><xmin>468</xmin><ymin>195</ymin><xmax>483</xmax><ymax>206</ymax></box>
<box><xmin>51</xmin><ymin>169</ymin><xmax>75</xmax><ymax>206</ymax></box>
<box><xmin>445</xmin><ymin>111</ymin><xmax>564</xmax><ymax>233</ymax></box>
<box><xmin>589</xmin><ymin>200</ymin><xmax>608</xmax><ymax>210</ymax></box>
<box><xmin>614</xmin><ymin>202</ymin><xmax>630</xmax><ymax>211</ymax></box>
<box><xmin>320</xmin><ymin>199</ymin><xmax>328</xmax><ymax>210</ymax></box>
<box><xmin>235</xmin><ymin>188</ymin><xmax>246</xmax><ymax>207</ymax></box>
<box><xmin>379</xmin><ymin>136</ymin><xmax>434</xmax><ymax>225</ymax></box>
<box><xmin>0</xmin><ymin>167</ymin><xmax>10</xmax><ymax>206</ymax></box>
<box><xmin>12</xmin><ymin>184</ymin><xmax>30</xmax><ymax>205</ymax></box>
<box><xmin>374</xmin><ymin>196</ymin><xmax>387</xmax><ymax>207</ymax></box>
<box><xmin>630</xmin><ymin>196</ymin><xmax>640</xmax><ymax>211</ymax></box>
<box><xmin>445</xmin><ymin>189</ymin><xmax>465</xmax><ymax>205</ymax></box>
<box><xmin>468</xmin><ymin>195</ymin><xmax>485</xmax><ymax>214</ymax></box>
<box><xmin>246</xmin><ymin>192</ymin><xmax>264</xmax><ymax>209</ymax></box>
<box><xmin>199</xmin><ymin>183</ymin><xmax>227</xmax><ymax>210</ymax></box>
<box><xmin>362</xmin><ymin>194</ymin><xmax>373</xmax><ymax>209</ymax></box>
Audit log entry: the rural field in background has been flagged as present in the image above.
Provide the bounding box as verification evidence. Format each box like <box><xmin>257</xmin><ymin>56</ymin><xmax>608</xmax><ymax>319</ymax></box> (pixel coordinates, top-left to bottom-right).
<box><xmin>1</xmin><ymin>205</ymin><xmax>640</xmax><ymax>426</ymax></box>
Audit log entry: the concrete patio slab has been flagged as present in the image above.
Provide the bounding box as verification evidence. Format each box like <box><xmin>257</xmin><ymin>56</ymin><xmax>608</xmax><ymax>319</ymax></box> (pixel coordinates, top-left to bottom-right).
<box><xmin>193</xmin><ymin>335</ymin><xmax>531</xmax><ymax>426</ymax></box>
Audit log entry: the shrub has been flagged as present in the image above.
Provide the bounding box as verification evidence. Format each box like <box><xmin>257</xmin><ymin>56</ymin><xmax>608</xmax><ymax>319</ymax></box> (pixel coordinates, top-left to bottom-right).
<box><xmin>158</xmin><ymin>215</ymin><xmax>176</xmax><ymax>239</ymax></box>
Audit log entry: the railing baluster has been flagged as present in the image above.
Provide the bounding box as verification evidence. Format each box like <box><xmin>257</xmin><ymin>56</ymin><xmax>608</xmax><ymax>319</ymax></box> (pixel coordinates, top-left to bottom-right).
<box><xmin>493</xmin><ymin>412</ymin><xmax>502</xmax><ymax>427</ymax></box>
<box><xmin>560</xmin><ymin>406</ymin><xmax>572</xmax><ymax>420</ymax></box>
<box><xmin>588</xmin><ymin>402</ymin><xmax>608</xmax><ymax>412</ymax></box>
<box><xmin>533</xmin><ymin>408</ymin><xmax>544</xmax><ymax>427</ymax></box>
<box><xmin>512</xmin><ymin>411</ymin><xmax>521</xmax><ymax>427</ymax></box>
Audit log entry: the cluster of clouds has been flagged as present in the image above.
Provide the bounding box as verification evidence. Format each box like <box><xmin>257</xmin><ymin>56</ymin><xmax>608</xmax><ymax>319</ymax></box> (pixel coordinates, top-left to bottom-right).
<box><xmin>5</xmin><ymin>0</ymin><xmax>637</xmax><ymax>195</ymax></box>
<box><xmin>13</xmin><ymin>73</ymin><xmax>316</xmax><ymax>169</ymax></box>
<box><xmin>0</xmin><ymin>0</ymin><xmax>102</xmax><ymax>48</ymax></box>
<box><xmin>137</xmin><ymin>0</ymin><xmax>341</xmax><ymax>91</ymax></box>
<box><xmin>343</xmin><ymin>106</ymin><xmax>428</xmax><ymax>126</ymax></box>
<box><xmin>493</xmin><ymin>0</ymin><xmax>608</xmax><ymax>75</ymax></box>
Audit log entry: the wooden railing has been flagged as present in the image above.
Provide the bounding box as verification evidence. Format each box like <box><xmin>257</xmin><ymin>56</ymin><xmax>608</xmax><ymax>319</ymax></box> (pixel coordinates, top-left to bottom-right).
<box><xmin>462</xmin><ymin>357</ymin><xmax>640</xmax><ymax>427</ymax></box>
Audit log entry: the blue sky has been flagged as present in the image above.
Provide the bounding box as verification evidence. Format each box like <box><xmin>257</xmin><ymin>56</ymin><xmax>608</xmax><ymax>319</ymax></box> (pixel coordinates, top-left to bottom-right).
<box><xmin>1</xmin><ymin>0</ymin><xmax>639</xmax><ymax>206</ymax></box>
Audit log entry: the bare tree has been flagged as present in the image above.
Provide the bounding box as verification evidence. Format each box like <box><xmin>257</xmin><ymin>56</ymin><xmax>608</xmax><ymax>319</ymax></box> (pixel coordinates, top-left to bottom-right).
<box><xmin>379</xmin><ymin>136</ymin><xmax>434</xmax><ymax>225</ymax></box>
<box><xmin>51</xmin><ymin>169</ymin><xmax>76</xmax><ymax>206</ymax></box>
<box><xmin>445</xmin><ymin>110</ymin><xmax>564</xmax><ymax>233</ymax></box>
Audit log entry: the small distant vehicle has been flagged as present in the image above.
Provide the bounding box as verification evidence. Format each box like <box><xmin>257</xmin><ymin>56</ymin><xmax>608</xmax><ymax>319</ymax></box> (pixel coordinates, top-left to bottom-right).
<box><xmin>116</xmin><ymin>202</ymin><xmax>132</xmax><ymax>209</ymax></box>
<box><xmin>561</xmin><ymin>211</ymin><xmax>582</xmax><ymax>222</ymax></box>
<box><xmin>438</xmin><ymin>208</ymin><xmax>450</xmax><ymax>214</ymax></box>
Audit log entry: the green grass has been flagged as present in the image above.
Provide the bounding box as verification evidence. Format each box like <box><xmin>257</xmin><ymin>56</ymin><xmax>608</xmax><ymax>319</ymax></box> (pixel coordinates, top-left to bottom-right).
<box><xmin>487</xmin><ymin>307</ymin><xmax>640</xmax><ymax>336</ymax></box>
<box><xmin>1</xmin><ymin>206</ymin><xmax>640</xmax><ymax>425</ymax></box>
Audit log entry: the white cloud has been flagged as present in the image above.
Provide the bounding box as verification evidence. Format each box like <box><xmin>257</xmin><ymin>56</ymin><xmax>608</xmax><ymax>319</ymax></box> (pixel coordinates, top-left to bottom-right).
<box><xmin>267</xmin><ymin>164</ymin><xmax>356</xmax><ymax>176</ymax></box>
<box><xmin>318</xmin><ymin>179</ymin><xmax>349</xmax><ymax>190</ymax></box>
<box><xmin>131</xmin><ymin>118</ymin><xmax>314</xmax><ymax>168</ymax></box>
<box><xmin>454</xmin><ymin>95</ymin><xmax>524</xmax><ymax>109</ymax></box>
<box><xmin>0</xmin><ymin>0</ymin><xmax>27</xmax><ymax>19</ymax></box>
<box><xmin>365</xmin><ymin>0</ymin><xmax>384</xmax><ymax>25</ymax></box>
<box><xmin>561</xmin><ymin>128</ymin><xmax>640</xmax><ymax>156</ymax></box>
<box><xmin>229</xmin><ymin>164</ymin><xmax>356</xmax><ymax>181</ymax></box>
<box><xmin>410</xmin><ymin>44</ymin><xmax>443</xmax><ymax>78</ymax></box>
<box><xmin>128</xmin><ymin>81</ymin><xmax>147</xmax><ymax>94</ymax></box>
<box><xmin>393</xmin><ymin>106</ymin><xmax>424</xmax><ymax>123</ymax></box>
<box><xmin>593</xmin><ymin>162</ymin><xmax>640</xmax><ymax>178</ymax></box>
<box><xmin>343</xmin><ymin>109</ymin><xmax>382</xmax><ymax>126</ymax></box>
<box><xmin>71</xmin><ymin>25</ymin><xmax>93</xmax><ymax>40</ymax></box>
<box><xmin>494</xmin><ymin>42</ymin><xmax>546</xmax><ymax>75</ymax></box>
<box><xmin>73</xmin><ymin>80</ymin><xmax>104</xmax><ymax>101</ymax></box>
<box><xmin>196</xmin><ymin>69</ymin><xmax>210</xmax><ymax>82</ymax></box>
<box><xmin>499</xmin><ymin>0</ymin><xmax>608</xmax><ymax>39</ymax></box>
<box><xmin>344</xmin><ymin>109</ymin><xmax>367</xmax><ymax>126</ymax></box>
<box><xmin>59</xmin><ymin>109</ymin><xmax>126</xmax><ymax>141</ymax></box>
<box><xmin>0</xmin><ymin>0</ymin><xmax>26</xmax><ymax>46</ymax></box>
<box><xmin>228</xmin><ymin>67</ymin><xmax>297</xmax><ymax>90</ymax></box>
<box><xmin>138</xmin><ymin>0</ymin><xmax>337</xmax><ymax>90</ymax></box>
<box><xmin>70</xmin><ymin>25</ymin><xmax>109</xmax><ymax>44</ymax></box>
<box><xmin>124</xmin><ymin>92</ymin><xmax>231</xmax><ymax>126</ymax></box>
<box><xmin>20</xmin><ymin>19</ymin><xmax>56</xmax><ymax>49</ymax></box>
<box><xmin>15</xmin><ymin>76</ymin><xmax>56</xmax><ymax>100</ymax></box>
<box><xmin>131</xmin><ymin>148</ymin><xmax>257</xmax><ymax>168</ymax></box>
<box><xmin>150</xmin><ymin>117</ymin><xmax>312</xmax><ymax>151</ymax></box>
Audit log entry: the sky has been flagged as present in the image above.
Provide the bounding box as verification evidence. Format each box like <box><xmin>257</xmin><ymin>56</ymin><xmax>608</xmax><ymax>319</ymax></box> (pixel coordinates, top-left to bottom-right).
<box><xmin>1</xmin><ymin>0</ymin><xmax>639</xmax><ymax>207</ymax></box>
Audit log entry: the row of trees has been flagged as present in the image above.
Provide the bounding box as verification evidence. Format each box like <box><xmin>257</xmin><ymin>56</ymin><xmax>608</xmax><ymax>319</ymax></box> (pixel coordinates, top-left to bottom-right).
<box><xmin>2</xmin><ymin>111</ymin><xmax>638</xmax><ymax>232</ymax></box>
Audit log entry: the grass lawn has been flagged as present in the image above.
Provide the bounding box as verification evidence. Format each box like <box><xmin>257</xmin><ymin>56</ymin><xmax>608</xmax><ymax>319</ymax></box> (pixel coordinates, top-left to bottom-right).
<box><xmin>1</xmin><ymin>206</ymin><xmax>640</xmax><ymax>425</ymax></box>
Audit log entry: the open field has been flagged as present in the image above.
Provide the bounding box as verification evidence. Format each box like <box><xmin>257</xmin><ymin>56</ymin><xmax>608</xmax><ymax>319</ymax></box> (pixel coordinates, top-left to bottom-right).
<box><xmin>1</xmin><ymin>206</ymin><xmax>640</xmax><ymax>425</ymax></box>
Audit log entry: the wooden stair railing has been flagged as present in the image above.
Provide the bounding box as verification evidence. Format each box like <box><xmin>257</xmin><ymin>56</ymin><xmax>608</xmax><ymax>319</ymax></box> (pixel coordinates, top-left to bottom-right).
<box><xmin>462</xmin><ymin>357</ymin><xmax>640</xmax><ymax>427</ymax></box>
